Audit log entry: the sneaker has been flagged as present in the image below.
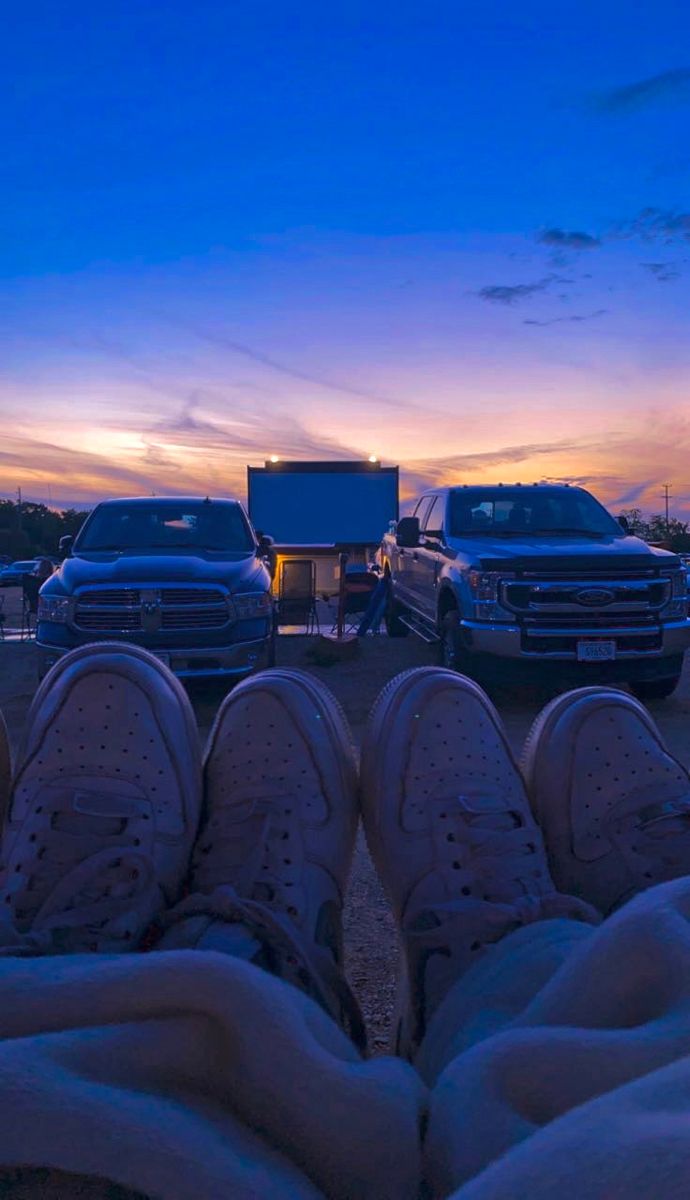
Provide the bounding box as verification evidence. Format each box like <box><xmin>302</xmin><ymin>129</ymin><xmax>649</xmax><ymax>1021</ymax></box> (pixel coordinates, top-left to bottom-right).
<box><xmin>160</xmin><ymin>668</ymin><xmax>364</xmax><ymax>1045</ymax></box>
<box><xmin>360</xmin><ymin>667</ymin><xmax>595</xmax><ymax>1056</ymax></box>
<box><xmin>521</xmin><ymin>686</ymin><xmax>690</xmax><ymax>915</ymax></box>
<box><xmin>1</xmin><ymin>644</ymin><xmax>201</xmax><ymax>951</ymax></box>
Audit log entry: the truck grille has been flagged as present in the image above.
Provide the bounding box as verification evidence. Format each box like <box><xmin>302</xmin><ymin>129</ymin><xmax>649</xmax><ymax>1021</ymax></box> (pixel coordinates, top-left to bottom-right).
<box><xmin>74</xmin><ymin>585</ymin><xmax>231</xmax><ymax>634</ymax></box>
<box><xmin>502</xmin><ymin>576</ymin><xmax>670</xmax><ymax>624</ymax></box>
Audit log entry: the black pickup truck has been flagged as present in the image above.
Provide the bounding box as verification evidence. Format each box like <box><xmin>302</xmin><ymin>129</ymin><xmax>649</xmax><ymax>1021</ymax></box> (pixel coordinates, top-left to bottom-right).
<box><xmin>37</xmin><ymin>496</ymin><xmax>275</xmax><ymax>680</ymax></box>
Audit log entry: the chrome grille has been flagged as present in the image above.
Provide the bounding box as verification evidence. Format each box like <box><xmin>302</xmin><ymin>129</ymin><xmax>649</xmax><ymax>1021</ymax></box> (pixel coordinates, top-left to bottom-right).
<box><xmin>502</xmin><ymin>576</ymin><xmax>670</xmax><ymax>624</ymax></box>
<box><xmin>74</xmin><ymin>585</ymin><xmax>230</xmax><ymax>634</ymax></box>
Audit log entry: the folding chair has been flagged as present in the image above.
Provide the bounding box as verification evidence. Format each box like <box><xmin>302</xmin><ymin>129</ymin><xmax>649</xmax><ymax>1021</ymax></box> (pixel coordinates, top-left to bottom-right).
<box><xmin>20</xmin><ymin>575</ymin><xmax>41</xmax><ymax>641</ymax></box>
<box><xmin>330</xmin><ymin>567</ymin><xmax>380</xmax><ymax>636</ymax></box>
<box><xmin>276</xmin><ymin>559</ymin><xmax>320</xmax><ymax>634</ymax></box>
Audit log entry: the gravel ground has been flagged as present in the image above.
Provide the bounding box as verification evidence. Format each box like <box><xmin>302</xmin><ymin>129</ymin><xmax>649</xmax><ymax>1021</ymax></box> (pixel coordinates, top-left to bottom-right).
<box><xmin>2</xmin><ymin>615</ymin><xmax>689</xmax><ymax>1052</ymax></box>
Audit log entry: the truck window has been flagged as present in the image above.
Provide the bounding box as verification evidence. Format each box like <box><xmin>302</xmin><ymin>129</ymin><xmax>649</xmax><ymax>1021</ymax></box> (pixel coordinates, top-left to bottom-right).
<box><xmin>422</xmin><ymin>496</ymin><xmax>445</xmax><ymax>538</ymax></box>
<box><xmin>413</xmin><ymin>497</ymin><xmax>434</xmax><ymax>527</ymax></box>
<box><xmin>77</xmin><ymin>501</ymin><xmax>254</xmax><ymax>553</ymax></box>
<box><xmin>448</xmin><ymin>488</ymin><xmax>620</xmax><ymax>537</ymax></box>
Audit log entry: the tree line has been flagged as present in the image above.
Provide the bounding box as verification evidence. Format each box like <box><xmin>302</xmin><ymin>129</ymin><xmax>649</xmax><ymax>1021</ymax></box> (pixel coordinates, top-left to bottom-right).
<box><xmin>0</xmin><ymin>501</ymin><xmax>88</xmax><ymax>560</ymax></box>
<box><xmin>1</xmin><ymin>498</ymin><xmax>688</xmax><ymax>560</ymax></box>
<box><xmin>618</xmin><ymin>509</ymin><xmax>690</xmax><ymax>553</ymax></box>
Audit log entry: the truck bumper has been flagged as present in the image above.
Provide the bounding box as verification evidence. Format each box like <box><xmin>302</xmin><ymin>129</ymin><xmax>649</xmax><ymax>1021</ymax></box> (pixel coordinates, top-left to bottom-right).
<box><xmin>458</xmin><ymin>618</ymin><xmax>690</xmax><ymax>682</ymax></box>
<box><xmin>36</xmin><ymin>636</ymin><xmax>272</xmax><ymax>681</ymax></box>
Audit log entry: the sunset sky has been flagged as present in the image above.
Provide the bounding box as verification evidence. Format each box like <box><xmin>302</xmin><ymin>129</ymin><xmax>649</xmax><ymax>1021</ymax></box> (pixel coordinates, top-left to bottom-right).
<box><xmin>3</xmin><ymin>2</ymin><xmax>690</xmax><ymax>517</ymax></box>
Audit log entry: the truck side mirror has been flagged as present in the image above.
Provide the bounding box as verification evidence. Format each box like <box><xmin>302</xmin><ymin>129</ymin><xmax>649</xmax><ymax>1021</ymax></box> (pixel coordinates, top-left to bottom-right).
<box><xmin>396</xmin><ymin>517</ymin><xmax>420</xmax><ymax>548</ymax></box>
<box><xmin>257</xmin><ymin>533</ymin><xmax>275</xmax><ymax>555</ymax></box>
<box><xmin>617</xmin><ymin>515</ymin><xmax>630</xmax><ymax>535</ymax></box>
<box><xmin>59</xmin><ymin>535</ymin><xmax>74</xmax><ymax>557</ymax></box>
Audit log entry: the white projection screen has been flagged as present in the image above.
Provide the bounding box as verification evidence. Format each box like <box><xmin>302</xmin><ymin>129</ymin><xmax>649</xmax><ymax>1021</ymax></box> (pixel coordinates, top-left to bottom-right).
<box><xmin>247</xmin><ymin>463</ymin><xmax>399</xmax><ymax>545</ymax></box>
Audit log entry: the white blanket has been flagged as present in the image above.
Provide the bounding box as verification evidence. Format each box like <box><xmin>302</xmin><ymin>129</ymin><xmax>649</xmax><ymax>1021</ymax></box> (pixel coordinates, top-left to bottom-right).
<box><xmin>2</xmin><ymin>878</ymin><xmax>690</xmax><ymax>1198</ymax></box>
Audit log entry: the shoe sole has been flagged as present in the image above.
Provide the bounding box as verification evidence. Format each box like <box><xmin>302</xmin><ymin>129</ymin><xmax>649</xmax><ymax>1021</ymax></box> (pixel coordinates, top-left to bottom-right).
<box><xmin>360</xmin><ymin>666</ymin><xmax>524</xmax><ymax>912</ymax></box>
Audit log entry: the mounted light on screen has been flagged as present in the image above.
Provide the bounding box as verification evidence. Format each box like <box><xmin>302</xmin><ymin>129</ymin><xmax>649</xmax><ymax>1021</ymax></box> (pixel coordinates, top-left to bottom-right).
<box><xmin>368</xmin><ymin>455</ymin><xmax>378</xmax><ymax>463</ymax></box>
<box><xmin>270</xmin><ymin>455</ymin><xmax>280</xmax><ymax>463</ymax></box>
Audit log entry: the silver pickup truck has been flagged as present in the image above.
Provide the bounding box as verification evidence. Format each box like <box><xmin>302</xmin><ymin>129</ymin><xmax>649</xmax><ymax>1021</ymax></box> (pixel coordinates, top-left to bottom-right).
<box><xmin>380</xmin><ymin>483</ymin><xmax>690</xmax><ymax>699</ymax></box>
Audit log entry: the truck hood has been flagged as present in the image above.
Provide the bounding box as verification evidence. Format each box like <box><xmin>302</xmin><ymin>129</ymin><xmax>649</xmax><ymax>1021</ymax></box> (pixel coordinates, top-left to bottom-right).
<box><xmin>447</xmin><ymin>533</ymin><xmax>681</xmax><ymax>572</ymax></box>
<box><xmin>47</xmin><ymin>551</ymin><xmax>268</xmax><ymax>594</ymax></box>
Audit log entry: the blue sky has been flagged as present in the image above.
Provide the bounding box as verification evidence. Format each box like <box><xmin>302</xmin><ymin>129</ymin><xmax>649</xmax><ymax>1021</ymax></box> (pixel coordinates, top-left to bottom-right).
<box><xmin>2</xmin><ymin>1</ymin><xmax>690</xmax><ymax>514</ymax></box>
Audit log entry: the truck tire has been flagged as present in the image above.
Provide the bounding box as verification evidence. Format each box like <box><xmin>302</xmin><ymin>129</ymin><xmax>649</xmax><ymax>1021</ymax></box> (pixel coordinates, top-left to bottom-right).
<box><xmin>629</xmin><ymin>674</ymin><xmax>681</xmax><ymax>701</ymax></box>
<box><xmin>439</xmin><ymin>610</ymin><xmax>472</xmax><ymax>674</ymax></box>
<box><xmin>385</xmin><ymin>597</ymin><xmax>409</xmax><ymax>637</ymax></box>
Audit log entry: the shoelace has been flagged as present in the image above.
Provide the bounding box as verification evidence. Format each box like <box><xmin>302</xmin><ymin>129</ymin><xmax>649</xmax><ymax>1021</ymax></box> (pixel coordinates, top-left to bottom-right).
<box><xmin>194</xmin><ymin>789</ymin><xmax>303</xmax><ymax>909</ymax></box>
<box><xmin>0</xmin><ymin>850</ymin><xmax>159</xmax><ymax>954</ymax></box>
<box><xmin>404</xmin><ymin>891</ymin><xmax>599</xmax><ymax>1046</ymax></box>
<box><xmin>160</xmin><ymin>885</ymin><xmax>366</xmax><ymax>1051</ymax></box>
<box><xmin>433</xmin><ymin>793</ymin><xmax>546</xmax><ymax>895</ymax></box>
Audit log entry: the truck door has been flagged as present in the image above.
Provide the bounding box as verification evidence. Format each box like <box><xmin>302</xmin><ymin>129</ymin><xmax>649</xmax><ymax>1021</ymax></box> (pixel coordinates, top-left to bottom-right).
<box><xmin>395</xmin><ymin>496</ymin><xmax>433</xmax><ymax>606</ymax></box>
<box><xmin>409</xmin><ymin>495</ymin><xmax>444</xmax><ymax>617</ymax></box>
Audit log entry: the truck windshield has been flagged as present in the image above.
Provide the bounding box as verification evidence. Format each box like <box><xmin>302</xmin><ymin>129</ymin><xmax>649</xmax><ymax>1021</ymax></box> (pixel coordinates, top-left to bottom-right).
<box><xmin>448</xmin><ymin>488</ymin><xmax>621</xmax><ymax>538</ymax></box>
<box><xmin>77</xmin><ymin>501</ymin><xmax>254</xmax><ymax>553</ymax></box>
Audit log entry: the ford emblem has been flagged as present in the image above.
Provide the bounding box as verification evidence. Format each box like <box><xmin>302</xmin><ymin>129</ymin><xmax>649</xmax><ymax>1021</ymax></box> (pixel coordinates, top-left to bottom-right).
<box><xmin>576</xmin><ymin>588</ymin><xmax>615</xmax><ymax>607</ymax></box>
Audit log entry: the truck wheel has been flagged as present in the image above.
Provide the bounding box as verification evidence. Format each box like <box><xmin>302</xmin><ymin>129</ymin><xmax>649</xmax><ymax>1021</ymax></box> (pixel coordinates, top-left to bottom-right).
<box><xmin>629</xmin><ymin>674</ymin><xmax>681</xmax><ymax>701</ymax></box>
<box><xmin>439</xmin><ymin>610</ymin><xmax>471</xmax><ymax>674</ymax></box>
<box><xmin>385</xmin><ymin>598</ymin><xmax>409</xmax><ymax>637</ymax></box>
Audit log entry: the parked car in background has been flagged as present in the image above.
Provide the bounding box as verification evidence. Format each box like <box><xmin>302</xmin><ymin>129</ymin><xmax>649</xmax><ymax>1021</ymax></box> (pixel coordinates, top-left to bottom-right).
<box><xmin>380</xmin><ymin>483</ymin><xmax>690</xmax><ymax>700</ymax></box>
<box><xmin>0</xmin><ymin>560</ymin><xmax>39</xmax><ymax>587</ymax></box>
<box><xmin>36</xmin><ymin>496</ymin><xmax>276</xmax><ymax>681</ymax></box>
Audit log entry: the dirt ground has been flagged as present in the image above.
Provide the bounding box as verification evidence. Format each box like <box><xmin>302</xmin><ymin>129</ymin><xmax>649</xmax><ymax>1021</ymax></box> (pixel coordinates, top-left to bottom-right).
<box><xmin>1</xmin><ymin>597</ymin><xmax>689</xmax><ymax>1051</ymax></box>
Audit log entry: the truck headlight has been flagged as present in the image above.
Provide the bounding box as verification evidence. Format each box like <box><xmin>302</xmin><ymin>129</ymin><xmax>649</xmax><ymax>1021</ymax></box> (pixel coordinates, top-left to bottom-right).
<box><xmin>663</xmin><ymin>570</ymin><xmax>689</xmax><ymax>619</ymax></box>
<box><xmin>38</xmin><ymin>596</ymin><xmax>72</xmax><ymax>624</ymax></box>
<box><xmin>230</xmin><ymin>592</ymin><xmax>273</xmax><ymax>620</ymax></box>
<box><xmin>467</xmin><ymin>571</ymin><xmax>511</xmax><ymax>621</ymax></box>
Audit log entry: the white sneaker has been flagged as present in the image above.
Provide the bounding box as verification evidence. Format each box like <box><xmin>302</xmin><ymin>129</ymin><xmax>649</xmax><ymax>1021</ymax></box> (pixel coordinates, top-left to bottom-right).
<box><xmin>360</xmin><ymin>668</ymin><xmax>594</xmax><ymax>1056</ymax></box>
<box><xmin>1</xmin><ymin>644</ymin><xmax>201</xmax><ymax>951</ymax></box>
<box><xmin>160</xmin><ymin>669</ymin><xmax>364</xmax><ymax>1044</ymax></box>
<box><xmin>522</xmin><ymin>686</ymin><xmax>690</xmax><ymax>915</ymax></box>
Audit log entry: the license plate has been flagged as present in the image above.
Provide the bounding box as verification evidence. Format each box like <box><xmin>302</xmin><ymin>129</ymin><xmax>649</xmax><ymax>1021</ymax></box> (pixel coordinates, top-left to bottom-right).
<box><xmin>577</xmin><ymin>640</ymin><xmax>616</xmax><ymax>662</ymax></box>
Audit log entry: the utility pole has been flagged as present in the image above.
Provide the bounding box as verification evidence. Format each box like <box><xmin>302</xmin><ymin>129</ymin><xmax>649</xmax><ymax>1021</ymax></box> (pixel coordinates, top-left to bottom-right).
<box><xmin>16</xmin><ymin>486</ymin><xmax>22</xmax><ymax>532</ymax></box>
<box><xmin>661</xmin><ymin>483</ymin><xmax>672</xmax><ymax>535</ymax></box>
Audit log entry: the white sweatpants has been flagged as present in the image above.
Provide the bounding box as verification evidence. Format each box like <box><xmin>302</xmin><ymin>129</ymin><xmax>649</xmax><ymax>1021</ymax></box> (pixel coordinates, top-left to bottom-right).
<box><xmin>2</xmin><ymin>877</ymin><xmax>690</xmax><ymax>1198</ymax></box>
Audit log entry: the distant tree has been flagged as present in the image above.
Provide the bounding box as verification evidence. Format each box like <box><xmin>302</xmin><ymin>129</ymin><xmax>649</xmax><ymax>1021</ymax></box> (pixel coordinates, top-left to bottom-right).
<box><xmin>617</xmin><ymin>507</ymin><xmax>648</xmax><ymax>536</ymax></box>
<box><xmin>646</xmin><ymin>514</ymin><xmax>690</xmax><ymax>553</ymax></box>
<box><xmin>0</xmin><ymin>501</ymin><xmax>90</xmax><ymax>560</ymax></box>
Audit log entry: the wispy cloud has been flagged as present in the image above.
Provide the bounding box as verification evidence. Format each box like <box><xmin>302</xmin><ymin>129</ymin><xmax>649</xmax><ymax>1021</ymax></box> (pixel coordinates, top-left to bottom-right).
<box><xmin>523</xmin><ymin>309</ymin><xmax>608</xmax><ymax>327</ymax></box>
<box><xmin>640</xmin><ymin>261</ymin><xmax>682</xmax><ymax>281</ymax></box>
<box><xmin>614</xmin><ymin>207</ymin><xmax>690</xmax><ymax>243</ymax></box>
<box><xmin>536</xmin><ymin>228</ymin><xmax>601</xmax><ymax>250</ymax></box>
<box><xmin>475</xmin><ymin>275</ymin><xmax>568</xmax><ymax>305</ymax></box>
<box><xmin>167</xmin><ymin>321</ymin><xmax>423</xmax><ymax>413</ymax></box>
<box><xmin>595</xmin><ymin>67</ymin><xmax>690</xmax><ymax>113</ymax></box>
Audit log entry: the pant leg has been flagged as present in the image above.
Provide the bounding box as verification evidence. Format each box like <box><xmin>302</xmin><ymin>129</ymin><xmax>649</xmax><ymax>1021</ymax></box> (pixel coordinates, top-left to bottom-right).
<box><xmin>424</xmin><ymin>876</ymin><xmax>690</xmax><ymax>1199</ymax></box>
